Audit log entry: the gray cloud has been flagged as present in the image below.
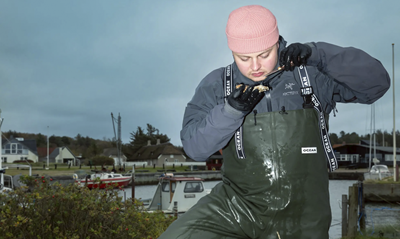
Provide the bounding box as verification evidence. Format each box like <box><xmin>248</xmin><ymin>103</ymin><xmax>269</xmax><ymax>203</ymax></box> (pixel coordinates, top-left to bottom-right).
<box><xmin>1</xmin><ymin>0</ymin><xmax>399</xmax><ymax>146</ymax></box>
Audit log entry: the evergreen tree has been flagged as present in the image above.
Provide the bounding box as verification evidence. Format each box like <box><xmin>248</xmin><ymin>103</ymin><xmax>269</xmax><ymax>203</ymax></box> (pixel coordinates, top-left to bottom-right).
<box><xmin>129</xmin><ymin>124</ymin><xmax>170</xmax><ymax>154</ymax></box>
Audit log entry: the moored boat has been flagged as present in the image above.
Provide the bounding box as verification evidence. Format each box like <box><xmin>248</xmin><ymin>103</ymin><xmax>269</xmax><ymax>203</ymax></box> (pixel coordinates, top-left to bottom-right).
<box><xmin>0</xmin><ymin>174</ymin><xmax>13</xmax><ymax>194</ymax></box>
<box><xmin>74</xmin><ymin>172</ymin><xmax>132</xmax><ymax>189</ymax></box>
<box><xmin>142</xmin><ymin>173</ymin><xmax>210</xmax><ymax>215</ymax></box>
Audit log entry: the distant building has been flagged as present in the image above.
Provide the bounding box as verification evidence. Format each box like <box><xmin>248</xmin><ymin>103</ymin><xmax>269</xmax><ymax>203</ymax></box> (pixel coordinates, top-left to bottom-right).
<box><xmin>102</xmin><ymin>148</ymin><xmax>127</xmax><ymax>165</ymax></box>
<box><xmin>1</xmin><ymin>136</ymin><xmax>39</xmax><ymax>163</ymax></box>
<box><xmin>38</xmin><ymin>146</ymin><xmax>77</xmax><ymax>165</ymax></box>
<box><xmin>129</xmin><ymin>139</ymin><xmax>186</xmax><ymax>167</ymax></box>
<box><xmin>333</xmin><ymin>139</ymin><xmax>400</xmax><ymax>167</ymax></box>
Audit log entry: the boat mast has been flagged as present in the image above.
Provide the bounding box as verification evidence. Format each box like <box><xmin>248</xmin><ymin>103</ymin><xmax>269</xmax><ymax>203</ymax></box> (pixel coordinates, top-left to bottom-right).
<box><xmin>393</xmin><ymin>43</ymin><xmax>397</xmax><ymax>182</ymax></box>
<box><xmin>369</xmin><ymin>104</ymin><xmax>374</xmax><ymax>170</ymax></box>
<box><xmin>0</xmin><ymin>109</ymin><xmax>4</xmax><ymax>188</ymax></box>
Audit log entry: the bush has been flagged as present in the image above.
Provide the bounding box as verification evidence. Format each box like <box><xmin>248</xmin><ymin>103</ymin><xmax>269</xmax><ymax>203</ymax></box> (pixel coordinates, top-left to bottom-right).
<box><xmin>12</xmin><ymin>160</ymin><xmax>34</xmax><ymax>163</ymax></box>
<box><xmin>90</xmin><ymin>156</ymin><xmax>114</xmax><ymax>166</ymax></box>
<box><xmin>0</xmin><ymin>176</ymin><xmax>175</xmax><ymax>238</ymax></box>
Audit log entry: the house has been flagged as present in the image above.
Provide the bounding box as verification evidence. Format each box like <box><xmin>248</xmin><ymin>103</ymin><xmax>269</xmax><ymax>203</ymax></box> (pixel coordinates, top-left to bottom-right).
<box><xmin>129</xmin><ymin>139</ymin><xmax>186</xmax><ymax>167</ymax></box>
<box><xmin>37</xmin><ymin>147</ymin><xmax>56</xmax><ymax>161</ymax></box>
<box><xmin>1</xmin><ymin>136</ymin><xmax>39</xmax><ymax>163</ymax></box>
<box><xmin>102</xmin><ymin>148</ymin><xmax>127</xmax><ymax>165</ymax></box>
<box><xmin>333</xmin><ymin>140</ymin><xmax>400</xmax><ymax>167</ymax></box>
<box><xmin>38</xmin><ymin>146</ymin><xmax>77</xmax><ymax>165</ymax></box>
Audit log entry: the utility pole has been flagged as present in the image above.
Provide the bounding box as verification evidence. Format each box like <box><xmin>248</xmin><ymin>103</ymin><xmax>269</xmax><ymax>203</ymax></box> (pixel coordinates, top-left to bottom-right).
<box><xmin>47</xmin><ymin>126</ymin><xmax>49</xmax><ymax>168</ymax></box>
<box><xmin>0</xmin><ymin>109</ymin><xmax>4</xmax><ymax>188</ymax></box>
<box><xmin>393</xmin><ymin>43</ymin><xmax>397</xmax><ymax>181</ymax></box>
<box><xmin>111</xmin><ymin>113</ymin><xmax>122</xmax><ymax>169</ymax></box>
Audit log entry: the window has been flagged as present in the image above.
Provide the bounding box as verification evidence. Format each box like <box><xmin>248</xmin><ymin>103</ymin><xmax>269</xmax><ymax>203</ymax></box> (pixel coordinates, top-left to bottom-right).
<box><xmin>1</xmin><ymin>157</ymin><xmax>7</xmax><ymax>163</ymax></box>
<box><xmin>17</xmin><ymin>144</ymin><xmax>23</xmax><ymax>154</ymax></box>
<box><xmin>162</xmin><ymin>182</ymin><xmax>169</xmax><ymax>192</ymax></box>
<box><xmin>184</xmin><ymin>182</ymin><xmax>204</xmax><ymax>193</ymax></box>
<box><xmin>4</xmin><ymin>143</ymin><xmax>26</xmax><ymax>155</ymax></box>
<box><xmin>5</xmin><ymin>144</ymin><xmax>10</xmax><ymax>154</ymax></box>
<box><xmin>161</xmin><ymin>182</ymin><xmax>176</xmax><ymax>193</ymax></box>
<box><xmin>170</xmin><ymin>155</ymin><xmax>174</xmax><ymax>158</ymax></box>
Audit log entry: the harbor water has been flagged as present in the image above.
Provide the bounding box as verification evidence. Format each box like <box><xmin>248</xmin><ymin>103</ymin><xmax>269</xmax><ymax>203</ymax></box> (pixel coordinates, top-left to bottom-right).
<box><xmin>118</xmin><ymin>180</ymin><xmax>400</xmax><ymax>239</ymax></box>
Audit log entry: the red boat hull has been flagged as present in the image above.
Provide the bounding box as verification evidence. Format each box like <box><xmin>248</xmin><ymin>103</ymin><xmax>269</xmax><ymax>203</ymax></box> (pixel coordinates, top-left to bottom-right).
<box><xmin>76</xmin><ymin>177</ymin><xmax>132</xmax><ymax>189</ymax></box>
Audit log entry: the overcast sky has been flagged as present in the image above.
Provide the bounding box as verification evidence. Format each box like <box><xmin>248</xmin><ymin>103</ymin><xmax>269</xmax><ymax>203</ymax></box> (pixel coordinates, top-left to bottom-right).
<box><xmin>1</xmin><ymin>0</ymin><xmax>399</xmax><ymax>146</ymax></box>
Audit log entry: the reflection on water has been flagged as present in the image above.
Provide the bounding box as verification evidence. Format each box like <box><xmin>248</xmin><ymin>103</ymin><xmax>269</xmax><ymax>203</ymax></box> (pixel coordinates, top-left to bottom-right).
<box><xmin>118</xmin><ymin>180</ymin><xmax>400</xmax><ymax>239</ymax></box>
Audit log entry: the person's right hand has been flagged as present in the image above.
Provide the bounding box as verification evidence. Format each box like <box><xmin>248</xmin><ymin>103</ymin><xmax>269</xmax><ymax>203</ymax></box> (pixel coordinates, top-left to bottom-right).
<box><xmin>279</xmin><ymin>43</ymin><xmax>312</xmax><ymax>71</ymax></box>
<box><xmin>227</xmin><ymin>84</ymin><xmax>265</xmax><ymax>113</ymax></box>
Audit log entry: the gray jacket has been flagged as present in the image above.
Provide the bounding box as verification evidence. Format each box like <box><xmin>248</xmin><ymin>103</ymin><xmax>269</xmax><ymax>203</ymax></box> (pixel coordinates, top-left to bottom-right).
<box><xmin>181</xmin><ymin>37</ymin><xmax>390</xmax><ymax>161</ymax></box>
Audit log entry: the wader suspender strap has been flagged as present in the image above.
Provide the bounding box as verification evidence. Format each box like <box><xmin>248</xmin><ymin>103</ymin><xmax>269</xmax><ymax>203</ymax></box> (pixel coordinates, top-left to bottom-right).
<box><xmin>297</xmin><ymin>65</ymin><xmax>338</xmax><ymax>172</ymax></box>
<box><xmin>224</xmin><ymin>64</ymin><xmax>246</xmax><ymax>159</ymax></box>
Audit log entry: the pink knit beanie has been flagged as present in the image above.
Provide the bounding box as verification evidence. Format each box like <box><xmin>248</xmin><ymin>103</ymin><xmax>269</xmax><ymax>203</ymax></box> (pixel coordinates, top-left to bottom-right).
<box><xmin>226</xmin><ymin>5</ymin><xmax>279</xmax><ymax>54</ymax></box>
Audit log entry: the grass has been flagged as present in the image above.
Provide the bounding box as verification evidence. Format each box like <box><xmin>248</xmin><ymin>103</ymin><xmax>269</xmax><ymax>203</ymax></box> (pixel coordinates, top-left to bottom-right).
<box><xmin>2</xmin><ymin>163</ymin><xmax>205</xmax><ymax>177</ymax></box>
<box><xmin>364</xmin><ymin>176</ymin><xmax>400</xmax><ymax>184</ymax></box>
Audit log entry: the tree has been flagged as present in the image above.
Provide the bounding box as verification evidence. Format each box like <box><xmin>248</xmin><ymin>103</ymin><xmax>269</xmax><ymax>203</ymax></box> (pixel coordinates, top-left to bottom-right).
<box><xmin>129</xmin><ymin>124</ymin><xmax>170</xmax><ymax>154</ymax></box>
<box><xmin>329</xmin><ymin>133</ymin><xmax>339</xmax><ymax>145</ymax></box>
<box><xmin>36</xmin><ymin>133</ymin><xmax>47</xmax><ymax>147</ymax></box>
<box><xmin>90</xmin><ymin>155</ymin><xmax>114</xmax><ymax>166</ymax></box>
<box><xmin>61</xmin><ymin>136</ymin><xmax>71</xmax><ymax>146</ymax></box>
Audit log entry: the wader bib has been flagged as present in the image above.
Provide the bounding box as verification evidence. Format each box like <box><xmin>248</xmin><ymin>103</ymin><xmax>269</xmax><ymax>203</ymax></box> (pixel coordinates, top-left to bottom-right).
<box><xmin>159</xmin><ymin>66</ymin><xmax>333</xmax><ymax>239</ymax></box>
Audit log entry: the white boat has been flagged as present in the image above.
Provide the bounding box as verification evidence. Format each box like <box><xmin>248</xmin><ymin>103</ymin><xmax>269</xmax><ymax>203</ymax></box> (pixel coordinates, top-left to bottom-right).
<box><xmin>0</xmin><ymin>174</ymin><xmax>14</xmax><ymax>194</ymax></box>
<box><xmin>364</xmin><ymin>164</ymin><xmax>393</xmax><ymax>180</ymax></box>
<box><xmin>143</xmin><ymin>173</ymin><xmax>211</xmax><ymax>215</ymax></box>
<box><xmin>74</xmin><ymin>171</ymin><xmax>132</xmax><ymax>189</ymax></box>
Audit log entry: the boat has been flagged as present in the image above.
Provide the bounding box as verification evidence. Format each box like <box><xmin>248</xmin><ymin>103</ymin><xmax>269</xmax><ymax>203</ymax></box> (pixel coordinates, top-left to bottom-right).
<box><xmin>74</xmin><ymin>171</ymin><xmax>132</xmax><ymax>189</ymax></box>
<box><xmin>0</xmin><ymin>174</ymin><xmax>13</xmax><ymax>194</ymax></box>
<box><xmin>364</xmin><ymin>164</ymin><xmax>393</xmax><ymax>180</ymax></box>
<box><xmin>142</xmin><ymin>173</ymin><xmax>211</xmax><ymax>215</ymax></box>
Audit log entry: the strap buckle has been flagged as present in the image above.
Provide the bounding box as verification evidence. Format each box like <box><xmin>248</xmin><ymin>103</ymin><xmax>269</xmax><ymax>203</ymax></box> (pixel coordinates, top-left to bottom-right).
<box><xmin>300</xmin><ymin>86</ymin><xmax>314</xmax><ymax>108</ymax></box>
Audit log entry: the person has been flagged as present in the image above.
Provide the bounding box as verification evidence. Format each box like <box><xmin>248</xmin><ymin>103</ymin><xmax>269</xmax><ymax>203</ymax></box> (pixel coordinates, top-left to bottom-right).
<box><xmin>159</xmin><ymin>5</ymin><xmax>390</xmax><ymax>239</ymax></box>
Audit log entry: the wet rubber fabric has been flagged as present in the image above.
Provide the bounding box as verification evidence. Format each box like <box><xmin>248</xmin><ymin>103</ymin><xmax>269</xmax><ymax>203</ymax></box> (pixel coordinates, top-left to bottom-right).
<box><xmin>159</xmin><ymin>108</ymin><xmax>331</xmax><ymax>239</ymax></box>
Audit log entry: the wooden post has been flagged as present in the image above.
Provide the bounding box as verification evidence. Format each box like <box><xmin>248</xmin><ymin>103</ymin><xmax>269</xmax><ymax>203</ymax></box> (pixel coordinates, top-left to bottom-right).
<box><xmin>358</xmin><ymin>182</ymin><xmax>366</xmax><ymax>233</ymax></box>
<box><xmin>342</xmin><ymin>194</ymin><xmax>348</xmax><ymax>238</ymax></box>
<box><xmin>347</xmin><ymin>184</ymin><xmax>358</xmax><ymax>238</ymax></box>
<box><xmin>131</xmin><ymin>169</ymin><xmax>135</xmax><ymax>201</ymax></box>
<box><xmin>173</xmin><ymin>201</ymin><xmax>178</xmax><ymax>217</ymax></box>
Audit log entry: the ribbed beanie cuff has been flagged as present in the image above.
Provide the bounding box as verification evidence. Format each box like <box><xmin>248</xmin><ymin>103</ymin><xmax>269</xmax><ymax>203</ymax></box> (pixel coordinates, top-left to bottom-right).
<box><xmin>226</xmin><ymin>5</ymin><xmax>279</xmax><ymax>54</ymax></box>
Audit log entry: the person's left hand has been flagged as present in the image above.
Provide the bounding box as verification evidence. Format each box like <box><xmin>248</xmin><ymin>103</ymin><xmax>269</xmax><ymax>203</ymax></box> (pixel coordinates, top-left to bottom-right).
<box><xmin>279</xmin><ymin>43</ymin><xmax>312</xmax><ymax>71</ymax></box>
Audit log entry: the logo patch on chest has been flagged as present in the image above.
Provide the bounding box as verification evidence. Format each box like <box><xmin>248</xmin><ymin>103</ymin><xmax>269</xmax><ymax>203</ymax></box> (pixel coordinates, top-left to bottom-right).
<box><xmin>301</xmin><ymin>147</ymin><xmax>317</xmax><ymax>154</ymax></box>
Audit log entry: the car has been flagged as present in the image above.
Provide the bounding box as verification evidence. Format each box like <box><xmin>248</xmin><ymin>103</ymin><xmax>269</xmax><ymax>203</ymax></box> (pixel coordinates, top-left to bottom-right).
<box><xmin>369</xmin><ymin>165</ymin><xmax>390</xmax><ymax>174</ymax></box>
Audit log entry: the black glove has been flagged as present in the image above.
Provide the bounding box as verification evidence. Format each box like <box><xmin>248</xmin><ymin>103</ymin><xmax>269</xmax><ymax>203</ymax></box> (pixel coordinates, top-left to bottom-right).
<box><xmin>279</xmin><ymin>43</ymin><xmax>312</xmax><ymax>71</ymax></box>
<box><xmin>227</xmin><ymin>84</ymin><xmax>265</xmax><ymax>113</ymax></box>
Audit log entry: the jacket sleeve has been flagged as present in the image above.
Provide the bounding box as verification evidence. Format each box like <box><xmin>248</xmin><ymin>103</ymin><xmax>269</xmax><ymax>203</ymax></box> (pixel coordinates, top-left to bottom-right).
<box><xmin>306</xmin><ymin>42</ymin><xmax>390</xmax><ymax>104</ymax></box>
<box><xmin>180</xmin><ymin>68</ymin><xmax>245</xmax><ymax>161</ymax></box>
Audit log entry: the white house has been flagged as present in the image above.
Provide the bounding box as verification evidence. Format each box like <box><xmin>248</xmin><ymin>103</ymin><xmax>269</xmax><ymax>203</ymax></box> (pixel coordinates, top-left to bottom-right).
<box><xmin>49</xmin><ymin>147</ymin><xmax>77</xmax><ymax>165</ymax></box>
<box><xmin>102</xmin><ymin>148</ymin><xmax>127</xmax><ymax>165</ymax></box>
<box><xmin>129</xmin><ymin>139</ymin><xmax>187</xmax><ymax>167</ymax></box>
<box><xmin>1</xmin><ymin>137</ymin><xmax>39</xmax><ymax>163</ymax></box>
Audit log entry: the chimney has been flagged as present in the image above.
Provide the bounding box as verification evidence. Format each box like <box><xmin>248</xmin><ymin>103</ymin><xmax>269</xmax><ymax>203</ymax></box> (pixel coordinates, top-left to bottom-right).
<box><xmin>156</xmin><ymin>138</ymin><xmax>160</xmax><ymax>145</ymax></box>
<box><xmin>147</xmin><ymin>140</ymin><xmax>151</xmax><ymax>146</ymax></box>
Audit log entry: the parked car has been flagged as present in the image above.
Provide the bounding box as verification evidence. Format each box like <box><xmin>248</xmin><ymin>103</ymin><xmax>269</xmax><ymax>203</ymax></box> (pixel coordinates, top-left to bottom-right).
<box><xmin>369</xmin><ymin>165</ymin><xmax>390</xmax><ymax>174</ymax></box>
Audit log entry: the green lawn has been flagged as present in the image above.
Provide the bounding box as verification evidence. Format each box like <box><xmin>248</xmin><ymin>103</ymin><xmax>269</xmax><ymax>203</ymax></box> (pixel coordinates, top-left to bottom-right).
<box><xmin>2</xmin><ymin>163</ymin><xmax>205</xmax><ymax>176</ymax></box>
